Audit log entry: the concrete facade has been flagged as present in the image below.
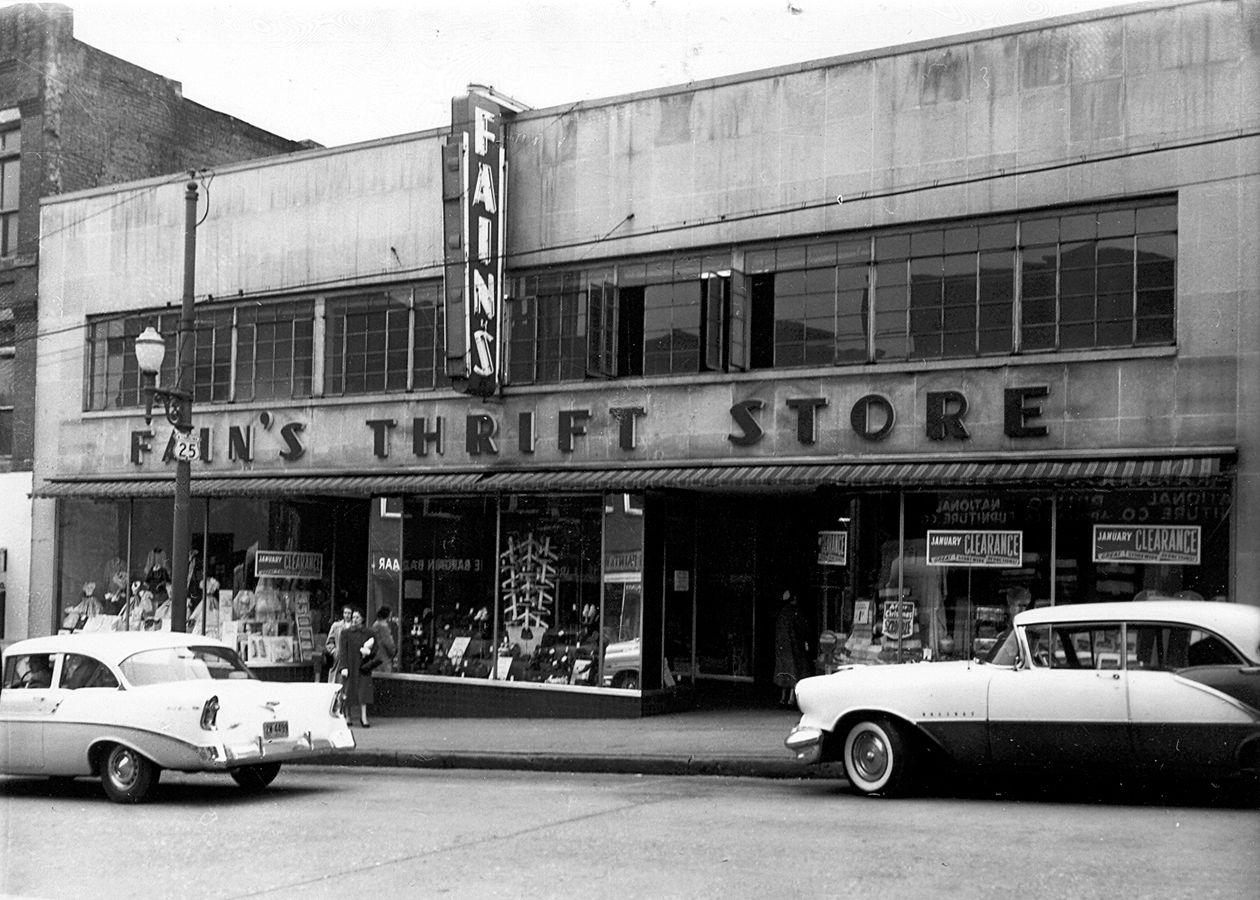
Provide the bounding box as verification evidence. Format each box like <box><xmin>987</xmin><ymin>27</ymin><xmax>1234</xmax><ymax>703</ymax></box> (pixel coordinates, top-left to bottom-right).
<box><xmin>25</xmin><ymin>0</ymin><xmax>1260</xmax><ymax>639</ymax></box>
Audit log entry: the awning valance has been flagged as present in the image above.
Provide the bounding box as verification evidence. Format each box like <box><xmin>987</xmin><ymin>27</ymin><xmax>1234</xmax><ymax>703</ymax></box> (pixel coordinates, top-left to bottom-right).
<box><xmin>476</xmin><ymin>455</ymin><xmax>1229</xmax><ymax>491</ymax></box>
<box><xmin>32</xmin><ymin>473</ymin><xmax>485</xmax><ymax>499</ymax></box>
<box><xmin>32</xmin><ymin>453</ymin><xmax>1231</xmax><ymax>500</ymax></box>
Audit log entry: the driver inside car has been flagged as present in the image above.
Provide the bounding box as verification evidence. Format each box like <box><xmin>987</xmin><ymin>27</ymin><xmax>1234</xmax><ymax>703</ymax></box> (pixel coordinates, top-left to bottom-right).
<box><xmin>20</xmin><ymin>654</ymin><xmax>54</xmax><ymax>688</ymax></box>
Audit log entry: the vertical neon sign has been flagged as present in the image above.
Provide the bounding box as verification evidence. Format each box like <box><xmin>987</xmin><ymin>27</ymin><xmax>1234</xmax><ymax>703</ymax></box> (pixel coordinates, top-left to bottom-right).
<box><xmin>442</xmin><ymin>89</ymin><xmax>511</xmax><ymax>397</ymax></box>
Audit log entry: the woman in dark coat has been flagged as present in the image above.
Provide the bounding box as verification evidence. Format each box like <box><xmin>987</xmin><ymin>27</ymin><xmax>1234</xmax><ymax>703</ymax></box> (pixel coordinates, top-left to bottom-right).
<box><xmin>370</xmin><ymin>606</ymin><xmax>398</xmax><ymax>675</ymax></box>
<box><xmin>337</xmin><ymin>610</ymin><xmax>374</xmax><ymax>727</ymax></box>
<box><xmin>774</xmin><ymin>591</ymin><xmax>812</xmax><ymax>707</ymax></box>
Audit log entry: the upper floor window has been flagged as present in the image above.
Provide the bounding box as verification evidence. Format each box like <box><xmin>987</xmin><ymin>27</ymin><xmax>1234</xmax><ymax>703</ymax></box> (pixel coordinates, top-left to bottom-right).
<box><xmin>85</xmin><ymin>286</ymin><xmax>453</xmax><ymax>411</ymax></box>
<box><xmin>743</xmin><ymin>197</ymin><xmax>1175</xmax><ymax>368</ymax></box>
<box><xmin>618</xmin><ymin>254</ymin><xmax>739</xmax><ymax>377</ymax></box>
<box><xmin>748</xmin><ymin>239</ymin><xmax>871</xmax><ymax>367</ymax></box>
<box><xmin>85</xmin><ymin>312</ymin><xmax>178</xmax><ymax>411</ymax></box>
<box><xmin>324</xmin><ymin>289</ymin><xmax>411</xmax><ymax>395</ymax></box>
<box><xmin>85</xmin><ymin>302</ymin><xmax>314</xmax><ymax>411</ymax></box>
<box><xmin>1020</xmin><ymin>203</ymin><xmax>1175</xmax><ymax>350</ymax></box>
<box><xmin>0</xmin><ymin>346</ymin><xmax>12</xmax><ymax>456</ymax></box>
<box><xmin>411</xmin><ymin>282</ymin><xmax>446</xmax><ymax>391</ymax></box>
<box><xmin>507</xmin><ymin>270</ymin><xmax>592</xmax><ymax>385</ymax></box>
<box><xmin>235</xmin><ymin>300</ymin><xmax>314</xmax><ymax>402</ymax></box>
<box><xmin>506</xmin><ymin>199</ymin><xmax>1174</xmax><ymax>383</ymax></box>
<box><xmin>323</xmin><ymin>283</ymin><xmax>449</xmax><ymax>395</ymax></box>
<box><xmin>0</xmin><ymin>118</ymin><xmax>19</xmax><ymax>257</ymax></box>
<box><xmin>0</xmin><ymin>303</ymin><xmax>11</xmax><ymax>455</ymax></box>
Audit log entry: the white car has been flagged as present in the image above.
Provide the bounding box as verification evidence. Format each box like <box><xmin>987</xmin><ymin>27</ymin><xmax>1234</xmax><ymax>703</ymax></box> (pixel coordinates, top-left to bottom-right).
<box><xmin>0</xmin><ymin>631</ymin><xmax>355</xmax><ymax>803</ymax></box>
<box><xmin>785</xmin><ymin>600</ymin><xmax>1260</xmax><ymax>797</ymax></box>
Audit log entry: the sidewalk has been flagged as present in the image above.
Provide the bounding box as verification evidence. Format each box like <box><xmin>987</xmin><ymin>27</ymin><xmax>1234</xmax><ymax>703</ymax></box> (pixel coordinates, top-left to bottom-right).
<box><xmin>304</xmin><ymin>707</ymin><xmax>842</xmax><ymax>780</ymax></box>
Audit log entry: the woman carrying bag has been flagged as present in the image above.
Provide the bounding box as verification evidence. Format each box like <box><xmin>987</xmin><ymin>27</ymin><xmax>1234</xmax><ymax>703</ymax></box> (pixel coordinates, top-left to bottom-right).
<box><xmin>370</xmin><ymin>606</ymin><xmax>398</xmax><ymax>674</ymax></box>
<box><xmin>337</xmin><ymin>610</ymin><xmax>375</xmax><ymax>728</ymax></box>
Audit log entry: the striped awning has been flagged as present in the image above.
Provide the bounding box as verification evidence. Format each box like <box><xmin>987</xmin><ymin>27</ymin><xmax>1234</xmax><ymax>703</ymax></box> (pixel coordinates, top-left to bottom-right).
<box><xmin>32</xmin><ymin>454</ymin><xmax>1230</xmax><ymax>499</ymax></box>
<box><xmin>32</xmin><ymin>473</ymin><xmax>485</xmax><ymax>499</ymax></box>
<box><xmin>476</xmin><ymin>455</ymin><xmax>1228</xmax><ymax>491</ymax></box>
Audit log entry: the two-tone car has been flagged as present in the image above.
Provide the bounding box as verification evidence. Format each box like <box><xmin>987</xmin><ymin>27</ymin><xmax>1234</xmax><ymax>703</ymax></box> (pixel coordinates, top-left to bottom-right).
<box><xmin>785</xmin><ymin>600</ymin><xmax>1260</xmax><ymax>796</ymax></box>
<box><xmin>0</xmin><ymin>631</ymin><xmax>355</xmax><ymax>802</ymax></box>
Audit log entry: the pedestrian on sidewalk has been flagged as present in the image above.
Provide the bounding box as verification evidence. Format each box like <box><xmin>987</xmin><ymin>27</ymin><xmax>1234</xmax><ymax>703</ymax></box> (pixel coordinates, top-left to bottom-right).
<box><xmin>325</xmin><ymin>604</ymin><xmax>353</xmax><ymax>684</ymax></box>
<box><xmin>774</xmin><ymin>589</ymin><xmax>812</xmax><ymax>707</ymax></box>
<box><xmin>371</xmin><ymin>605</ymin><xmax>398</xmax><ymax>674</ymax></box>
<box><xmin>338</xmin><ymin>609</ymin><xmax>374</xmax><ymax>727</ymax></box>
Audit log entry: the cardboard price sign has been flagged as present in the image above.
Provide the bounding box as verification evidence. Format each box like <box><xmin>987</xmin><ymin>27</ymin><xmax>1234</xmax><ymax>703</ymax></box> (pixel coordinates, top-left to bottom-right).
<box><xmin>292</xmin><ymin>592</ymin><xmax>315</xmax><ymax>662</ymax></box>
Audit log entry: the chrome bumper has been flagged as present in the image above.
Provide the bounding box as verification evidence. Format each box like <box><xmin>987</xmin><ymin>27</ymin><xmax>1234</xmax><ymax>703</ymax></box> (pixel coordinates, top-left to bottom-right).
<box><xmin>198</xmin><ymin>725</ymin><xmax>356</xmax><ymax>768</ymax></box>
<box><xmin>784</xmin><ymin>725</ymin><xmax>825</xmax><ymax>765</ymax></box>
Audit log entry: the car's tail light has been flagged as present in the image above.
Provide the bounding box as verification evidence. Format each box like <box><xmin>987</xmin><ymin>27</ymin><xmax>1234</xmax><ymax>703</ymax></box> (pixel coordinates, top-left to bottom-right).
<box><xmin>200</xmin><ymin>695</ymin><xmax>220</xmax><ymax>731</ymax></box>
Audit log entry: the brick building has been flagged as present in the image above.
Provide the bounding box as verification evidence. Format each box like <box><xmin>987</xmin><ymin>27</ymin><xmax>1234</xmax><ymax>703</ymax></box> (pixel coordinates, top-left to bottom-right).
<box><xmin>0</xmin><ymin>2</ymin><xmax>314</xmax><ymax>637</ymax></box>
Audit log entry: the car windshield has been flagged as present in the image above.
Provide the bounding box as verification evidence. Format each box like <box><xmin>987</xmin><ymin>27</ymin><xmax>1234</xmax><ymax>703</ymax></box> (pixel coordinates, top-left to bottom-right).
<box><xmin>982</xmin><ymin>628</ymin><xmax>1020</xmax><ymax>666</ymax></box>
<box><xmin>119</xmin><ymin>645</ymin><xmax>256</xmax><ymax>686</ymax></box>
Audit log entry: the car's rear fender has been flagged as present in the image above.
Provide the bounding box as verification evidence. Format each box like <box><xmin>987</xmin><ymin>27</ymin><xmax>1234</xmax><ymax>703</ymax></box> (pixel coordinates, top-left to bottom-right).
<box><xmin>85</xmin><ymin>728</ymin><xmax>205</xmax><ymax>775</ymax></box>
<box><xmin>1175</xmin><ymin>665</ymin><xmax>1260</xmax><ymax>715</ymax></box>
<box><xmin>1236</xmin><ymin>734</ymin><xmax>1260</xmax><ymax>773</ymax></box>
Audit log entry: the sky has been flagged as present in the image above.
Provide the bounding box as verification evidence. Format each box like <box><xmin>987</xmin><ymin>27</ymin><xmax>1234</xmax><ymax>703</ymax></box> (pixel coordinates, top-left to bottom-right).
<box><xmin>32</xmin><ymin>0</ymin><xmax>1145</xmax><ymax>148</ymax></box>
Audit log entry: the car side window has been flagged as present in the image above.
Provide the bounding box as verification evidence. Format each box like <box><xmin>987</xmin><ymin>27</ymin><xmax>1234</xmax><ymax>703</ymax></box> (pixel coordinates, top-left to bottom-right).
<box><xmin>61</xmin><ymin>653</ymin><xmax>120</xmax><ymax>690</ymax></box>
<box><xmin>2</xmin><ymin>654</ymin><xmax>55</xmax><ymax>689</ymax></box>
<box><xmin>1186</xmin><ymin>630</ymin><xmax>1243</xmax><ymax>667</ymax></box>
<box><xmin>1024</xmin><ymin>625</ymin><xmax>1052</xmax><ymax>667</ymax></box>
<box><xmin>1127</xmin><ymin>625</ymin><xmax>1190</xmax><ymax>670</ymax></box>
<box><xmin>1043</xmin><ymin>625</ymin><xmax>1122</xmax><ymax>669</ymax></box>
<box><xmin>1127</xmin><ymin>625</ymin><xmax>1243</xmax><ymax>669</ymax></box>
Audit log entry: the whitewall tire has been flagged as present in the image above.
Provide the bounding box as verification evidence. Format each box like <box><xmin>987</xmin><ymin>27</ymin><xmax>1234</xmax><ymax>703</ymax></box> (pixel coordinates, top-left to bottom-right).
<box><xmin>842</xmin><ymin>718</ymin><xmax>913</xmax><ymax>797</ymax></box>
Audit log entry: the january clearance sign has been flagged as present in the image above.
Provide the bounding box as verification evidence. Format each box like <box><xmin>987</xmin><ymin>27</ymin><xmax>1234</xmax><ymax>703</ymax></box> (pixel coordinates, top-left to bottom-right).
<box><xmin>1092</xmin><ymin>525</ymin><xmax>1201</xmax><ymax>565</ymax></box>
<box><xmin>927</xmin><ymin>530</ymin><xmax>1023</xmax><ymax>567</ymax></box>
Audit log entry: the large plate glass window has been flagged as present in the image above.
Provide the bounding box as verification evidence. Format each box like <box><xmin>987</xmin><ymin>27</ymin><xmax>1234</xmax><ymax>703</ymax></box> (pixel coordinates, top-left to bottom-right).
<box><xmin>496</xmin><ymin>495</ymin><xmax>602</xmax><ymax>685</ymax></box>
<box><xmin>1054</xmin><ymin>487</ymin><xmax>1230</xmax><ymax>604</ymax></box>
<box><xmin>398</xmin><ymin>497</ymin><xmax>497</xmax><ymax>677</ymax></box>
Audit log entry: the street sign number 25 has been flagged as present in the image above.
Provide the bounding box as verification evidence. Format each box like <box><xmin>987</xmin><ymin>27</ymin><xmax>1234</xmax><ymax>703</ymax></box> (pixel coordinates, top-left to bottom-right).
<box><xmin>173</xmin><ymin>432</ymin><xmax>199</xmax><ymax>461</ymax></box>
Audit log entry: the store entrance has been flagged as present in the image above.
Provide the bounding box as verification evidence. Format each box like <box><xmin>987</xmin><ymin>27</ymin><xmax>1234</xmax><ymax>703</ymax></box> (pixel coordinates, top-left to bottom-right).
<box><xmin>661</xmin><ymin>491</ymin><xmax>826</xmax><ymax>708</ymax></box>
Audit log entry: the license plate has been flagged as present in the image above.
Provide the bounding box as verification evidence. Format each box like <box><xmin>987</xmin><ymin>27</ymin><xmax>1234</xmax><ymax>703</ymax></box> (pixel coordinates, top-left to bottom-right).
<box><xmin>263</xmin><ymin>720</ymin><xmax>289</xmax><ymax>740</ymax></box>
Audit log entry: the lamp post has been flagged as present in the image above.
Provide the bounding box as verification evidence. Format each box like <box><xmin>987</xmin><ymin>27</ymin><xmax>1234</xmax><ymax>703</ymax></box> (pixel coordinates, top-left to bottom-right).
<box><xmin>134</xmin><ymin>177</ymin><xmax>199</xmax><ymax>633</ymax></box>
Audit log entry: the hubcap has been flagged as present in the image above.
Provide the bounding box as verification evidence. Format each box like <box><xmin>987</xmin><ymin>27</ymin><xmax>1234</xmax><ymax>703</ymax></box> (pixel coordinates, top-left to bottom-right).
<box><xmin>111</xmin><ymin>750</ymin><xmax>137</xmax><ymax>786</ymax></box>
<box><xmin>851</xmin><ymin>730</ymin><xmax>888</xmax><ymax>782</ymax></box>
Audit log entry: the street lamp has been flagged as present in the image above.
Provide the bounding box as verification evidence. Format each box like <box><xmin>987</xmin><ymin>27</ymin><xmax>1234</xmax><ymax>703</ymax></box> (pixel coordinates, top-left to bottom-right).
<box><xmin>133</xmin><ymin>177</ymin><xmax>199</xmax><ymax>633</ymax></box>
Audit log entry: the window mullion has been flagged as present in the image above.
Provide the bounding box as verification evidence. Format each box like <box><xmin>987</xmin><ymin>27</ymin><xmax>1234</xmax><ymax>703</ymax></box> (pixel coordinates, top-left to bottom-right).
<box><xmin>228</xmin><ymin>307</ymin><xmax>239</xmax><ymax>403</ymax></box>
<box><xmin>1012</xmin><ymin>230</ymin><xmax>1023</xmax><ymax>355</ymax></box>
<box><xmin>406</xmin><ymin>288</ymin><xmax>416</xmax><ymax>392</ymax></box>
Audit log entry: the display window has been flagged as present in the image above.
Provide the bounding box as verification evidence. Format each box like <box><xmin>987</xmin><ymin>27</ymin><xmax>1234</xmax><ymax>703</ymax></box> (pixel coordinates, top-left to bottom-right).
<box><xmin>902</xmin><ymin>490</ymin><xmax>1051</xmax><ymax>660</ymax></box>
<box><xmin>52</xmin><ymin>496</ymin><xmax>360</xmax><ymax>669</ymax></box>
<box><xmin>392</xmin><ymin>492</ymin><xmax>644</xmax><ymax>690</ymax></box>
<box><xmin>1054</xmin><ymin>488</ymin><xmax>1230</xmax><ymax>604</ymax></box>
<box><xmin>397</xmin><ymin>495</ymin><xmax>502</xmax><ymax>678</ymax></box>
<box><xmin>497</xmin><ymin>494</ymin><xmax>602</xmax><ymax>683</ymax></box>
<box><xmin>821</xmin><ymin>490</ymin><xmax>1053</xmax><ymax>665</ymax></box>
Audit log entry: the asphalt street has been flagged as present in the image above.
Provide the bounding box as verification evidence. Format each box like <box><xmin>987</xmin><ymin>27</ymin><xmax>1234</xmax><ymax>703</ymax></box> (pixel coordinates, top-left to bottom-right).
<box><xmin>2</xmin><ymin>766</ymin><xmax>1257</xmax><ymax>900</ymax></box>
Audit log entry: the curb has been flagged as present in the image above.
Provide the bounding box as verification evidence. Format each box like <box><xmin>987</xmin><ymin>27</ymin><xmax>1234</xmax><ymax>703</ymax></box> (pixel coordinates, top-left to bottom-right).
<box><xmin>296</xmin><ymin>751</ymin><xmax>845</xmax><ymax>780</ymax></box>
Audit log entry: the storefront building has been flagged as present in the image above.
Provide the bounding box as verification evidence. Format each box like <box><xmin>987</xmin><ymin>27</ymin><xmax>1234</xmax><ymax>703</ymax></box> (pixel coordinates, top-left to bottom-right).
<box><xmin>28</xmin><ymin>1</ymin><xmax>1259</xmax><ymax>715</ymax></box>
